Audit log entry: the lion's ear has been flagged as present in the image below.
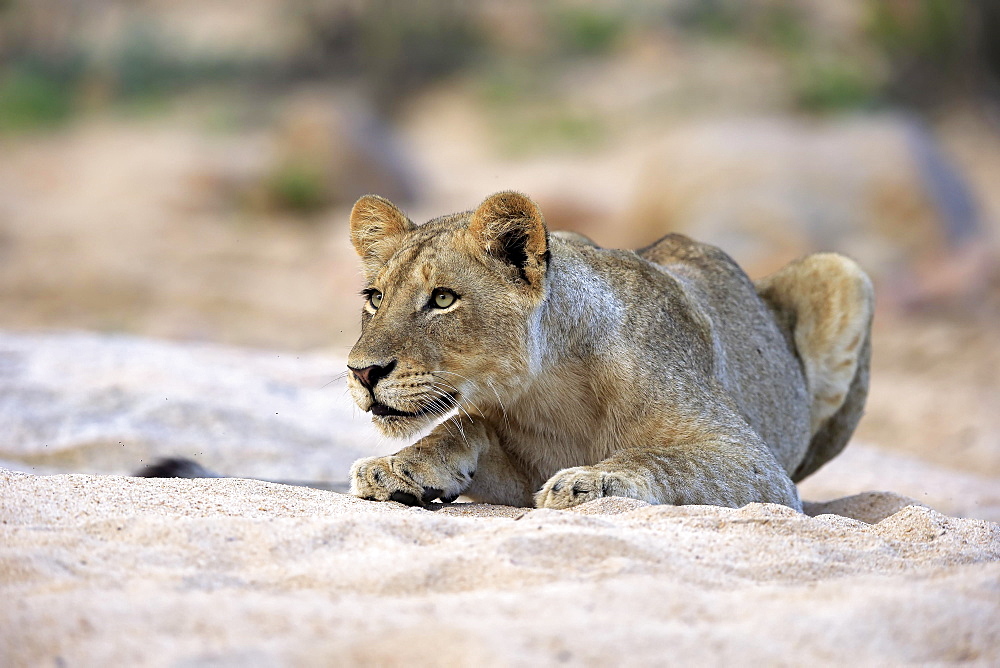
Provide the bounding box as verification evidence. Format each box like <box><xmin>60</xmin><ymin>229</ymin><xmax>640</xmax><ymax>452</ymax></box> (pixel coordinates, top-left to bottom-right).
<box><xmin>350</xmin><ymin>195</ymin><xmax>415</xmax><ymax>271</ymax></box>
<box><xmin>469</xmin><ymin>191</ymin><xmax>549</xmax><ymax>287</ymax></box>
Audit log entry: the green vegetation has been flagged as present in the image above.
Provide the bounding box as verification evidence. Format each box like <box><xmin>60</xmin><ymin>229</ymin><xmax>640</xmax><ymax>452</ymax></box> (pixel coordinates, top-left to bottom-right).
<box><xmin>0</xmin><ymin>18</ymin><xmax>247</xmax><ymax>133</ymax></box>
<box><xmin>794</xmin><ymin>60</ymin><xmax>879</xmax><ymax>113</ymax></box>
<box><xmin>0</xmin><ymin>0</ymin><xmax>989</xmax><ymax>133</ymax></box>
<box><xmin>0</xmin><ymin>66</ymin><xmax>77</xmax><ymax>132</ymax></box>
<box><xmin>494</xmin><ymin>108</ymin><xmax>607</xmax><ymax>157</ymax></box>
<box><xmin>868</xmin><ymin>0</ymin><xmax>965</xmax><ymax>60</ymax></box>
<box><xmin>349</xmin><ymin>1</ymin><xmax>485</xmax><ymax>113</ymax></box>
<box><xmin>113</xmin><ymin>21</ymin><xmax>243</xmax><ymax>101</ymax></box>
<box><xmin>548</xmin><ymin>6</ymin><xmax>627</xmax><ymax>56</ymax></box>
<box><xmin>265</xmin><ymin>160</ymin><xmax>330</xmax><ymax>214</ymax></box>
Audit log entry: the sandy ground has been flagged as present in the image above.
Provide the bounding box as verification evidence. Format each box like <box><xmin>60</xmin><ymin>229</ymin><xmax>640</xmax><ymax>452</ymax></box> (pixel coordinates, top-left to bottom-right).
<box><xmin>2</xmin><ymin>471</ymin><xmax>998</xmax><ymax>666</ymax></box>
<box><xmin>1</xmin><ymin>331</ymin><xmax>999</xmax><ymax>665</ymax></box>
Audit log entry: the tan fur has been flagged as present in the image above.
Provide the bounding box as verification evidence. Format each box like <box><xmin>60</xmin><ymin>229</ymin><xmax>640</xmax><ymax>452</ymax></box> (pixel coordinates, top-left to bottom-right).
<box><xmin>755</xmin><ymin>254</ymin><xmax>875</xmax><ymax>481</ymax></box>
<box><xmin>346</xmin><ymin>192</ymin><xmax>874</xmax><ymax>511</ymax></box>
<box><xmin>350</xmin><ymin>194</ymin><xmax>416</xmax><ymax>275</ymax></box>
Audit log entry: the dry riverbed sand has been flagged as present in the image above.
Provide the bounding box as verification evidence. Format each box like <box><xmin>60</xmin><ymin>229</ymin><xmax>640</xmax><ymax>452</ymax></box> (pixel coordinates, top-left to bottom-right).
<box><xmin>1</xmin><ymin>331</ymin><xmax>999</xmax><ymax>665</ymax></box>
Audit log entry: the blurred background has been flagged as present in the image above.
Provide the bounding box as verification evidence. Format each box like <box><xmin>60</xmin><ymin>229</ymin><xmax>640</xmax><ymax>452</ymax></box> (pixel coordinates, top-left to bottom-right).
<box><xmin>1</xmin><ymin>0</ymin><xmax>998</xmax><ymax>481</ymax></box>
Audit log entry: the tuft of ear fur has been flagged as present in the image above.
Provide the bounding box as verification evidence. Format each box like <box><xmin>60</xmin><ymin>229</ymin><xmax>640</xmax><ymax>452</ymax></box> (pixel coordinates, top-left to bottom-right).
<box><xmin>468</xmin><ymin>191</ymin><xmax>549</xmax><ymax>287</ymax></box>
<box><xmin>350</xmin><ymin>195</ymin><xmax>415</xmax><ymax>273</ymax></box>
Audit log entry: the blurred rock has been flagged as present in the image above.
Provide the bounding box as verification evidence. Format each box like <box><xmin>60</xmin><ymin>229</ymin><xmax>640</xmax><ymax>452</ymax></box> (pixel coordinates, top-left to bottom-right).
<box><xmin>194</xmin><ymin>96</ymin><xmax>420</xmax><ymax>215</ymax></box>
<box><xmin>265</xmin><ymin>97</ymin><xmax>419</xmax><ymax>211</ymax></box>
<box><xmin>625</xmin><ymin>115</ymin><xmax>997</xmax><ymax>307</ymax></box>
<box><xmin>0</xmin><ymin>121</ymin><xmax>369</xmax><ymax>350</ymax></box>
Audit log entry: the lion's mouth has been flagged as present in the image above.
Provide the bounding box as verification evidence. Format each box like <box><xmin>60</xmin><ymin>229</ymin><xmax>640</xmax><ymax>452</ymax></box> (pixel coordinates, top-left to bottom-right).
<box><xmin>370</xmin><ymin>402</ymin><xmax>423</xmax><ymax>418</ymax></box>
<box><xmin>368</xmin><ymin>394</ymin><xmax>456</xmax><ymax>419</ymax></box>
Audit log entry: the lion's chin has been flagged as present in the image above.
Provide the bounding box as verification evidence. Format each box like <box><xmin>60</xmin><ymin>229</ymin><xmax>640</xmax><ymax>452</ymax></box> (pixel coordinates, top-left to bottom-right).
<box><xmin>359</xmin><ymin>393</ymin><xmax>459</xmax><ymax>439</ymax></box>
<box><xmin>371</xmin><ymin>413</ymin><xmax>436</xmax><ymax>439</ymax></box>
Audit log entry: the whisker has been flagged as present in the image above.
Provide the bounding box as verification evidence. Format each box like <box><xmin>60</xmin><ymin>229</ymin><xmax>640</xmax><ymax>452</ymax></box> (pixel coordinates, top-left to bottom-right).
<box><xmin>432</xmin><ymin>378</ymin><xmax>476</xmax><ymax>407</ymax></box>
<box><xmin>452</xmin><ymin>414</ymin><xmax>470</xmax><ymax>448</ymax></box>
<box><xmin>424</xmin><ymin>396</ymin><xmax>461</xmax><ymax>442</ymax></box>
<box><xmin>485</xmin><ymin>379</ymin><xmax>511</xmax><ymax>430</ymax></box>
<box><xmin>428</xmin><ymin>384</ymin><xmax>476</xmax><ymax>425</ymax></box>
<box><xmin>426</xmin><ymin>386</ymin><xmax>472</xmax><ymax>424</ymax></box>
<box><xmin>431</xmin><ymin>370</ymin><xmax>486</xmax><ymax>398</ymax></box>
<box><xmin>322</xmin><ymin>371</ymin><xmax>351</xmax><ymax>389</ymax></box>
<box><xmin>429</xmin><ymin>372</ymin><xmax>487</xmax><ymax>415</ymax></box>
<box><xmin>423</xmin><ymin>388</ymin><xmax>451</xmax><ymax>412</ymax></box>
<box><xmin>439</xmin><ymin>418</ymin><xmax>460</xmax><ymax>442</ymax></box>
<box><xmin>424</xmin><ymin>386</ymin><xmax>453</xmax><ymax>406</ymax></box>
<box><xmin>437</xmin><ymin>373</ymin><xmax>510</xmax><ymax>449</ymax></box>
<box><xmin>433</xmin><ymin>370</ymin><xmax>480</xmax><ymax>386</ymax></box>
<box><xmin>420</xmin><ymin>384</ymin><xmax>468</xmax><ymax>444</ymax></box>
<box><xmin>435</xmin><ymin>384</ymin><xmax>475</xmax><ymax>417</ymax></box>
<box><xmin>422</xmin><ymin>388</ymin><xmax>460</xmax><ymax>420</ymax></box>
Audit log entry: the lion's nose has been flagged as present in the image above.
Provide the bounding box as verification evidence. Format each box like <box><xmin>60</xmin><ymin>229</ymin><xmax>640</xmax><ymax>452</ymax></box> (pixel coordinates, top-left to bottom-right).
<box><xmin>349</xmin><ymin>360</ymin><xmax>397</xmax><ymax>391</ymax></box>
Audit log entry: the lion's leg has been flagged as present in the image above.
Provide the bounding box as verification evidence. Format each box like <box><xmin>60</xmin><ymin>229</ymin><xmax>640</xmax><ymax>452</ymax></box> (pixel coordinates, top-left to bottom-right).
<box><xmin>462</xmin><ymin>441</ymin><xmax>535</xmax><ymax>507</ymax></box>
<box><xmin>534</xmin><ymin>435</ymin><xmax>801</xmax><ymax>511</ymax></box>
<box><xmin>350</xmin><ymin>417</ymin><xmax>534</xmax><ymax>507</ymax></box>
<box><xmin>350</xmin><ymin>416</ymin><xmax>483</xmax><ymax>506</ymax></box>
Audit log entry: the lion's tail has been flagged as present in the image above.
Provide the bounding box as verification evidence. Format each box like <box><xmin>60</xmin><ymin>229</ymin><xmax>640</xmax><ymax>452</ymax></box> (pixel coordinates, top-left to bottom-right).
<box><xmin>135</xmin><ymin>457</ymin><xmax>351</xmax><ymax>492</ymax></box>
<box><xmin>755</xmin><ymin>254</ymin><xmax>875</xmax><ymax>482</ymax></box>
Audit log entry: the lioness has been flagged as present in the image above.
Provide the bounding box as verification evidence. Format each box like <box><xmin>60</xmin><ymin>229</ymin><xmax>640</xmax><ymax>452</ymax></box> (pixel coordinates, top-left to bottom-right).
<box><xmin>347</xmin><ymin>191</ymin><xmax>873</xmax><ymax>511</ymax></box>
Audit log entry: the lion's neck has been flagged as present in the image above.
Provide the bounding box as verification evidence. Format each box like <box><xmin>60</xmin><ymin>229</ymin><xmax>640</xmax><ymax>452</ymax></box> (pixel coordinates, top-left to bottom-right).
<box><xmin>527</xmin><ymin>245</ymin><xmax>626</xmax><ymax>374</ymax></box>
<box><xmin>496</xmin><ymin>246</ymin><xmax>629</xmax><ymax>479</ymax></box>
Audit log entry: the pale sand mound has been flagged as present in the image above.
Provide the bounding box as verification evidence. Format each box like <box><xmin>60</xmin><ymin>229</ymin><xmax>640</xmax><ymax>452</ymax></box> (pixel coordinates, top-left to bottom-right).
<box><xmin>2</xmin><ymin>469</ymin><xmax>998</xmax><ymax>665</ymax></box>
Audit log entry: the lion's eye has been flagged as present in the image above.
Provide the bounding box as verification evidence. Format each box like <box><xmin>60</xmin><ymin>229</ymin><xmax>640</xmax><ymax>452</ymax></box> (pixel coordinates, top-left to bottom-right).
<box><xmin>432</xmin><ymin>289</ymin><xmax>456</xmax><ymax>309</ymax></box>
<box><xmin>369</xmin><ymin>290</ymin><xmax>383</xmax><ymax>309</ymax></box>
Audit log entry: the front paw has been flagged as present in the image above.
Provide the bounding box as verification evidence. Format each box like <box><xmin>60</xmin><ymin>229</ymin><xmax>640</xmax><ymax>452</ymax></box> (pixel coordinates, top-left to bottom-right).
<box><xmin>535</xmin><ymin>466</ymin><xmax>614</xmax><ymax>509</ymax></box>
<box><xmin>349</xmin><ymin>454</ymin><xmax>470</xmax><ymax>507</ymax></box>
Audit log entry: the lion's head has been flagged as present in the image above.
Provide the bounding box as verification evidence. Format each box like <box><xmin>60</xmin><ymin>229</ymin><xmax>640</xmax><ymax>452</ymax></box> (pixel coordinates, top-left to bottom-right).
<box><xmin>346</xmin><ymin>191</ymin><xmax>550</xmax><ymax>437</ymax></box>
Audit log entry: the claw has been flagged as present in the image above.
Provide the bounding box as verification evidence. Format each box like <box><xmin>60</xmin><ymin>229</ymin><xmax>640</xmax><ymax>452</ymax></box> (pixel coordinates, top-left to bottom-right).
<box><xmin>421</xmin><ymin>487</ymin><xmax>444</xmax><ymax>504</ymax></box>
<box><xmin>389</xmin><ymin>490</ymin><xmax>423</xmax><ymax>506</ymax></box>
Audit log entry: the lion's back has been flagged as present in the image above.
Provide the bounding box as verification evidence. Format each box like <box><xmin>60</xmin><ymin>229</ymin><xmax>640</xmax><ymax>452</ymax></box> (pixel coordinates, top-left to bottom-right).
<box><xmin>635</xmin><ymin>234</ymin><xmax>813</xmax><ymax>473</ymax></box>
